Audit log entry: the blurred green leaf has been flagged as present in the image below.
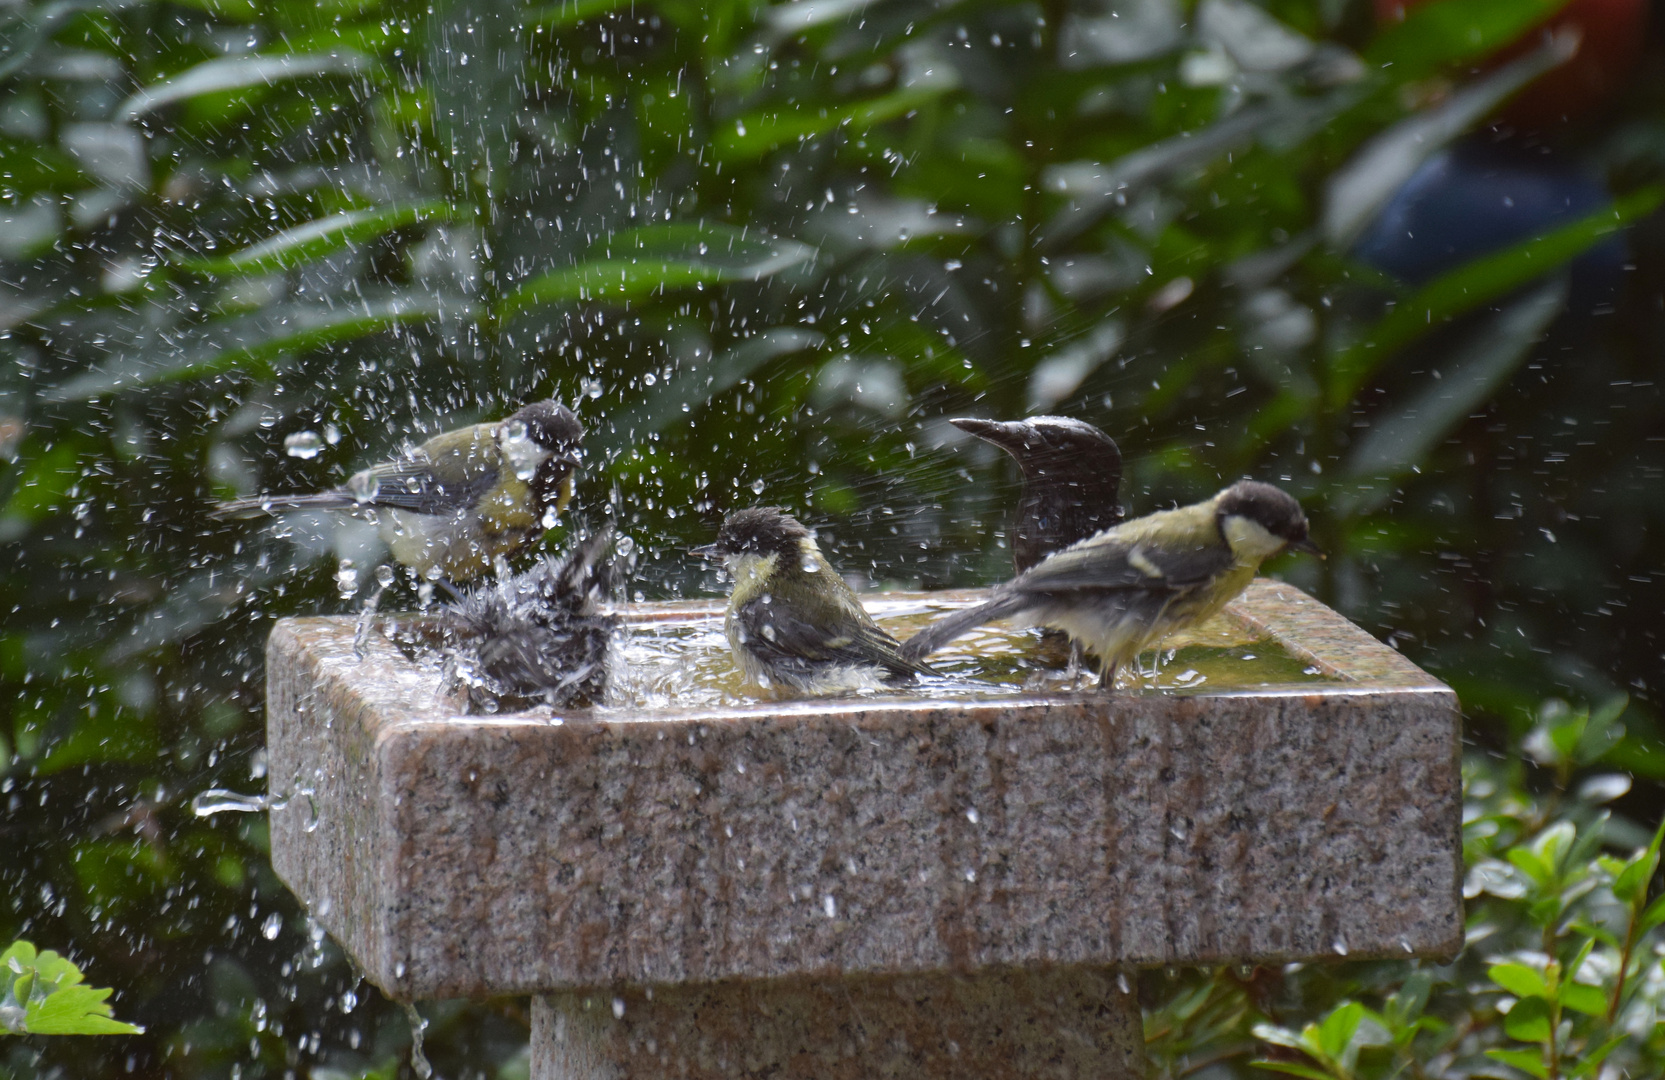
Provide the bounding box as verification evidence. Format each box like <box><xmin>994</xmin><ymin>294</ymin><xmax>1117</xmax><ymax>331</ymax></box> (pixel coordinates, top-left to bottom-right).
<box><xmin>46</xmin><ymin>292</ymin><xmax>473</xmax><ymax>400</ymax></box>
<box><xmin>1570</xmin><ymin>1035</ymin><xmax>1630</xmax><ymax>1078</ymax></box>
<box><xmin>1249</xmin><ymin>1063</ymin><xmax>1334</xmax><ymax>1080</ymax></box>
<box><xmin>525</xmin><ymin>0</ymin><xmax>631</xmax><ymax>28</ymax></box>
<box><xmin>182</xmin><ymin>200</ymin><xmax>460</xmax><ymax>276</ymax></box>
<box><xmin>1559</xmin><ymin>982</ymin><xmax>1608</xmax><ymax>1018</ymax></box>
<box><xmin>712</xmin><ymin>86</ymin><xmax>950</xmax><ymax>163</ymax></box>
<box><xmin>597</xmin><ymin>327</ymin><xmax>825</xmax><ymax>453</ymax></box>
<box><xmin>1502</xmin><ymin>995</ymin><xmax>1552</xmax><ymax>1042</ymax></box>
<box><xmin>1489</xmin><ymin>963</ymin><xmax>1548</xmax><ymax>999</ymax></box>
<box><xmin>1327</xmin><ymin>184</ymin><xmax>1665</xmax><ymax>408</ymax></box>
<box><xmin>1363</xmin><ymin>0</ymin><xmax>1573</xmax><ymax>79</ymax></box>
<box><xmin>0</xmin><ymin>940</ymin><xmax>143</xmax><ymax>1035</ymax></box>
<box><xmin>500</xmin><ymin>224</ymin><xmax>816</xmax><ymax>318</ymax></box>
<box><xmin>117</xmin><ymin>51</ymin><xmax>378</xmax><ymax>121</ymax></box>
<box><xmin>1315</xmin><ymin>1001</ymin><xmax>1363</xmax><ymax>1061</ymax></box>
<box><xmin>1485</xmin><ymin>1047</ymin><xmax>1550</xmax><ymax>1079</ymax></box>
<box><xmin>1326</xmin><ymin>31</ymin><xmax>1579</xmax><ymax>248</ymax></box>
<box><xmin>182</xmin><ymin>198</ymin><xmax>459</xmax><ymax>276</ymax></box>
<box><xmin>1342</xmin><ymin>274</ymin><xmax>1566</xmax><ymax>482</ymax></box>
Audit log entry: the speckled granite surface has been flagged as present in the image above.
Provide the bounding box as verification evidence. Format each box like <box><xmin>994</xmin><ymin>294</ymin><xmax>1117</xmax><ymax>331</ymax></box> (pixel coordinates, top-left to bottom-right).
<box><xmin>267</xmin><ymin>579</ymin><xmax>1461</xmax><ymax>1004</ymax></box>
<box><xmin>530</xmin><ymin>966</ymin><xmax>1144</xmax><ymax>1080</ymax></box>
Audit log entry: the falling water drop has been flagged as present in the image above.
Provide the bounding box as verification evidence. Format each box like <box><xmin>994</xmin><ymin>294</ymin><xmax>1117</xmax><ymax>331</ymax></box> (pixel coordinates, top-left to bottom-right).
<box><xmin>751</xmin><ymin>478</ymin><xmax>766</xmax><ymax>494</ymax></box>
<box><xmin>403</xmin><ymin>1003</ymin><xmax>433</xmax><ymax>1079</ymax></box>
<box><xmin>347</xmin><ymin>470</ymin><xmax>380</xmax><ymax>503</ymax></box>
<box><xmin>336</xmin><ymin>560</ymin><xmax>359</xmax><ymax>599</ymax></box>
<box><xmin>284</xmin><ymin>430</ymin><xmax>324</xmax><ymax>459</ymax></box>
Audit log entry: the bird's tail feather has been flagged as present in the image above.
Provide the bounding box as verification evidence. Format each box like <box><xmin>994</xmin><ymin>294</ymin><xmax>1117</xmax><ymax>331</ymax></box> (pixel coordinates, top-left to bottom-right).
<box><xmin>209</xmin><ymin>492</ymin><xmax>358</xmax><ymax>519</ymax></box>
<box><xmin>901</xmin><ymin>592</ymin><xmax>1027</xmax><ymax>662</ymax></box>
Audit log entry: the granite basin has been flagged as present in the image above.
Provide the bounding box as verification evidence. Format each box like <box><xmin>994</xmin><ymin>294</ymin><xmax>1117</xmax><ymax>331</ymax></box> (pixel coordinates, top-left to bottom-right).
<box><xmin>266</xmin><ymin>578</ymin><xmax>1462</xmax><ymax>1004</ymax></box>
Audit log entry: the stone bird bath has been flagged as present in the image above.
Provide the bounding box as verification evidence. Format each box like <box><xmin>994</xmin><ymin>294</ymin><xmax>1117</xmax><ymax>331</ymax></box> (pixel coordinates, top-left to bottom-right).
<box><xmin>265</xmin><ymin>579</ymin><xmax>1461</xmax><ymax>1079</ymax></box>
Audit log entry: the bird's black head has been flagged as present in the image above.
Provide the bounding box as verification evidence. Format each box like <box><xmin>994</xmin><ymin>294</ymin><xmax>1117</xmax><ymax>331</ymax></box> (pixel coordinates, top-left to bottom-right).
<box><xmin>952</xmin><ymin>415</ymin><xmax>1124</xmax><ymax>572</ymax></box>
<box><xmin>508</xmin><ymin>399</ymin><xmax>585</xmax><ymax>460</ymax></box>
<box><xmin>950</xmin><ymin>415</ymin><xmax>1121</xmax><ymax>479</ymax></box>
<box><xmin>696</xmin><ymin>507</ymin><xmax>812</xmax><ymax>559</ymax></box>
<box><xmin>1215</xmin><ymin>481</ymin><xmax>1319</xmax><ymax>554</ymax></box>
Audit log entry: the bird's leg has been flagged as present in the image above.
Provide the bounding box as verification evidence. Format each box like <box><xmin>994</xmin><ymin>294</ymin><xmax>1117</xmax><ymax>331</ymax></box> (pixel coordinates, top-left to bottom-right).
<box><xmin>1097</xmin><ymin>659</ymin><xmax>1120</xmax><ymax>694</ymax></box>
<box><xmin>1064</xmin><ymin>642</ymin><xmax>1085</xmax><ymax>689</ymax></box>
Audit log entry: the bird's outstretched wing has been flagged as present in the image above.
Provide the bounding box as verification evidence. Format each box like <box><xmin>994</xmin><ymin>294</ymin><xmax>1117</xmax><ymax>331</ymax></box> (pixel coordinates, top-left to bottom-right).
<box><xmin>901</xmin><ymin>532</ymin><xmax>1234</xmax><ymax>661</ymax></box>
<box><xmin>211</xmin><ymin>456</ymin><xmax>499</xmax><ymax>519</ymax></box>
<box><xmin>1011</xmin><ymin>534</ymin><xmax>1232</xmax><ymax>593</ymax></box>
<box><xmin>735</xmin><ymin>592</ymin><xmax>932</xmax><ymax>681</ymax></box>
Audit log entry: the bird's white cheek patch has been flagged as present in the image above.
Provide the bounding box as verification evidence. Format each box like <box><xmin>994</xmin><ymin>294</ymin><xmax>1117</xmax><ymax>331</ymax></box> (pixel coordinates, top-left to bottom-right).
<box><xmin>1222</xmin><ymin>515</ymin><xmax>1286</xmax><ymax>561</ymax></box>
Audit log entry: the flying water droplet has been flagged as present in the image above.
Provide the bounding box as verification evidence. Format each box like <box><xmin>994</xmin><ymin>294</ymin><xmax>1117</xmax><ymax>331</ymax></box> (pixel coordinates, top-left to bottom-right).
<box><xmin>284</xmin><ymin>430</ymin><xmax>324</xmax><ymax>459</ymax></box>
<box><xmin>500</xmin><ymin>419</ymin><xmax>542</xmax><ymax>480</ymax></box>
<box><xmin>581</xmin><ymin>377</ymin><xmax>604</xmax><ymax>398</ymax></box>
<box><xmin>751</xmin><ymin>478</ymin><xmax>765</xmax><ymax>494</ymax></box>
<box><xmin>1116</xmin><ymin>972</ymin><xmax>1132</xmax><ymax>994</ymax></box>
<box><xmin>336</xmin><ymin>559</ymin><xmax>359</xmax><ymax>599</ymax></box>
<box><xmin>801</xmin><ymin>558</ymin><xmax>818</xmax><ymax>573</ymax></box>
<box><xmin>324</xmin><ymin>422</ymin><xmax>341</xmax><ymax>445</ymax></box>
<box><xmin>191</xmin><ymin>788</ymin><xmax>269</xmax><ymax>817</ymax></box>
<box><xmin>1332</xmin><ymin>934</ymin><xmax>1348</xmax><ymax>956</ymax></box>
<box><xmin>261</xmin><ymin>912</ymin><xmax>283</xmax><ymax>940</ymax></box>
<box><xmin>612</xmin><ymin>997</ymin><xmax>626</xmax><ymax>1019</ymax></box>
<box><xmin>348</xmin><ymin>471</ymin><xmax>380</xmax><ymax>503</ymax></box>
<box><xmin>615</xmin><ymin>535</ymin><xmax>635</xmax><ymax>556</ymax></box>
<box><xmin>823</xmin><ymin>894</ymin><xmax>837</xmax><ymax>918</ymax></box>
<box><xmin>376</xmin><ymin>564</ymin><xmax>396</xmax><ymax>588</ymax></box>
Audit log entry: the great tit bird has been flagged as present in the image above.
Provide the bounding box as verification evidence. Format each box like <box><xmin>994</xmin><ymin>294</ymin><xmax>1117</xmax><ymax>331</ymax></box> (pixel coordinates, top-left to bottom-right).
<box><xmin>951</xmin><ymin>415</ymin><xmax>1124</xmax><ymax>573</ymax></box>
<box><xmin>693</xmin><ymin>507</ymin><xmax>935</xmax><ymax>693</ymax></box>
<box><xmin>900</xmin><ymin>481</ymin><xmax>1318</xmax><ymax>686</ymax></box>
<box><xmin>213</xmin><ymin>399</ymin><xmax>584</xmax><ymax>583</ymax></box>
<box><xmin>436</xmin><ymin>525</ymin><xmax>620</xmax><ymax>711</ymax></box>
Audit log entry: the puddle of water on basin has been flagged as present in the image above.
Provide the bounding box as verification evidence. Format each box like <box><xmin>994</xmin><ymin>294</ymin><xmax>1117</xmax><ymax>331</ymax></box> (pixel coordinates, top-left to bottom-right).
<box><xmin>377</xmin><ymin>596</ymin><xmax>1337</xmax><ymax>717</ymax></box>
<box><xmin>595</xmin><ymin>596</ymin><xmax>1336</xmax><ymax>715</ymax></box>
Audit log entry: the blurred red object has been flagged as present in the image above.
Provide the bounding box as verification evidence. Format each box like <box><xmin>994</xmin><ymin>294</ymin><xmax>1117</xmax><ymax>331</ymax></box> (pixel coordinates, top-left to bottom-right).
<box><xmin>1374</xmin><ymin>0</ymin><xmax>1648</xmax><ymax>126</ymax></box>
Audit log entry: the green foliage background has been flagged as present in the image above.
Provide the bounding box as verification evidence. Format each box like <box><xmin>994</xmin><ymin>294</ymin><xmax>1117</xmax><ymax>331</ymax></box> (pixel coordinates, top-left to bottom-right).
<box><xmin>3</xmin><ymin>0</ymin><xmax>1665</xmax><ymax>1076</ymax></box>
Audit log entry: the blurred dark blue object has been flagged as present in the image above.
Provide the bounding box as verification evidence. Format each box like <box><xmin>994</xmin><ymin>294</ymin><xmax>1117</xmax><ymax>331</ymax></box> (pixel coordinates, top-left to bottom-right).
<box><xmin>1353</xmin><ymin>140</ymin><xmax>1626</xmax><ymax>312</ymax></box>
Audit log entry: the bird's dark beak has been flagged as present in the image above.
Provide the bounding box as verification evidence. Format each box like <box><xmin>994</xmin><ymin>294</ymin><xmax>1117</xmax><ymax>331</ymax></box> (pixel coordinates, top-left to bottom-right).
<box><xmin>1290</xmin><ymin>537</ymin><xmax>1323</xmax><ymax>557</ymax></box>
<box><xmin>950</xmin><ymin>417</ymin><xmax>1031</xmax><ymax>453</ymax></box>
<box><xmin>690</xmin><ymin>543</ymin><xmax>723</xmax><ymax>560</ymax></box>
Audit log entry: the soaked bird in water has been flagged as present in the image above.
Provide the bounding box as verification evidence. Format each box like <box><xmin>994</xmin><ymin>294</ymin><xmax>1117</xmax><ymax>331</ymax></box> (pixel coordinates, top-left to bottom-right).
<box><xmin>436</xmin><ymin>525</ymin><xmax>620</xmax><ymax>711</ymax></box>
<box><xmin>693</xmin><ymin>507</ymin><xmax>934</xmax><ymax>693</ymax></box>
<box><xmin>951</xmin><ymin>415</ymin><xmax>1124</xmax><ymax>573</ymax></box>
<box><xmin>213</xmin><ymin>400</ymin><xmax>584</xmax><ymax>583</ymax></box>
<box><xmin>901</xmin><ymin>481</ymin><xmax>1318</xmax><ymax>687</ymax></box>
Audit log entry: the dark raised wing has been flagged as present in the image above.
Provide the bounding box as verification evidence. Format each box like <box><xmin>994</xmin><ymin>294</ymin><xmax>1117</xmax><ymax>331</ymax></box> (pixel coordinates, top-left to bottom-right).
<box><xmin>734</xmin><ymin>592</ymin><xmax>928</xmax><ymax>679</ymax></box>
<box><xmin>1009</xmin><ymin>533</ymin><xmax>1233</xmax><ymax>595</ymax></box>
<box><xmin>353</xmin><ymin>458</ymin><xmax>500</xmax><ymax>515</ymax></box>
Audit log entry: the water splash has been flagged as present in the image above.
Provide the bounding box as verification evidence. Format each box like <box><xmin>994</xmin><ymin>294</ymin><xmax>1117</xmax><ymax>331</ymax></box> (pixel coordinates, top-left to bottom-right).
<box><xmin>190</xmin><ymin>788</ymin><xmax>272</xmax><ymax>817</ymax></box>
<box><xmin>403</xmin><ymin>1003</ymin><xmax>435</xmax><ymax>1079</ymax></box>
